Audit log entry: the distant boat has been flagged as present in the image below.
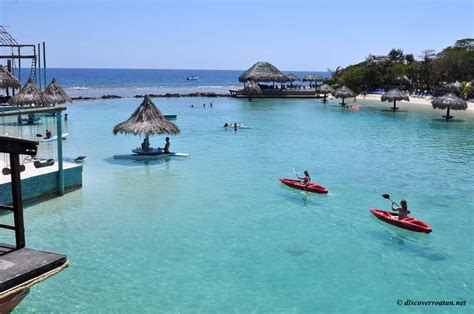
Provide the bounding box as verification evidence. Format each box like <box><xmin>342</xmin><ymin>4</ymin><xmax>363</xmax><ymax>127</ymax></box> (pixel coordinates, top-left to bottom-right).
<box><xmin>186</xmin><ymin>75</ymin><xmax>199</xmax><ymax>81</ymax></box>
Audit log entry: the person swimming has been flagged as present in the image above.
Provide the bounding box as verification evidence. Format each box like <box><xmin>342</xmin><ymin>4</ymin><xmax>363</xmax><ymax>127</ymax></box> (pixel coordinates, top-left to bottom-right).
<box><xmin>224</xmin><ymin>123</ymin><xmax>229</xmax><ymax>127</ymax></box>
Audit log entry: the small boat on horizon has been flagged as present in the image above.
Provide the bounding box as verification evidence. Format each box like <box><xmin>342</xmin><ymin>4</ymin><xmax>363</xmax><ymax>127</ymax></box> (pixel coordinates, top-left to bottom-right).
<box><xmin>186</xmin><ymin>75</ymin><xmax>199</xmax><ymax>81</ymax></box>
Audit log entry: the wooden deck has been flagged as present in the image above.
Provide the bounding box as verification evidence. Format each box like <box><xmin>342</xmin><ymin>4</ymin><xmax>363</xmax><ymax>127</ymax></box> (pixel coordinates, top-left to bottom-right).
<box><xmin>0</xmin><ymin>244</ymin><xmax>67</xmax><ymax>293</ymax></box>
<box><xmin>229</xmin><ymin>88</ymin><xmax>323</xmax><ymax>98</ymax></box>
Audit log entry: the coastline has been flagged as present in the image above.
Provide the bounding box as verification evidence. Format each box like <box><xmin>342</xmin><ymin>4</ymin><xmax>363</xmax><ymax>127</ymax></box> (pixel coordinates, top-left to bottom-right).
<box><xmin>358</xmin><ymin>93</ymin><xmax>474</xmax><ymax>111</ymax></box>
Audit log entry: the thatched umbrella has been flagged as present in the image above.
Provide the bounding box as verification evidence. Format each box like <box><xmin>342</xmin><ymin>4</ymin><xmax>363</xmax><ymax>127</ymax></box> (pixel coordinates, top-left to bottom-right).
<box><xmin>244</xmin><ymin>80</ymin><xmax>262</xmax><ymax>101</ymax></box>
<box><xmin>319</xmin><ymin>84</ymin><xmax>335</xmax><ymax>103</ymax></box>
<box><xmin>7</xmin><ymin>78</ymin><xmax>51</xmax><ymax>107</ymax></box>
<box><xmin>431</xmin><ymin>93</ymin><xmax>467</xmax><ymax>121</ymax></box>
<box><xmin>381</xmin><ymin>88</ymin><xmax>409</xmax><ymax>111</ymax></box>
<box><xmin>286</xmin><ymin>73</ymin><xmax>300</xmax><ymax>82</ymax></box>
<box><xmin>113</xmin><ymin>95</ymin><xmax>180</xmax><ymax>150</ymax></box>
<box><xmin>44</xmin><ymin>78</ymin><xmax>72</xmax><ymax>104</ymax></box>
<box><xmin>334</xmin><ymin>85</ymin><xmax>355</xmax><ymax>106</ymax></box>
<box><xmin>0</xmin><ymin>65</ymin><xmax>21</xmax><ymax>90</ymax></box>
<box><xmin>239</xmin><ymin>62</ymin><xmax>289</xmax><ymax>83</ymax></box>
<box><xmin>303</xmin><ymin>74</ymin><xmax>322</xmax><ymax>88</ymax></box>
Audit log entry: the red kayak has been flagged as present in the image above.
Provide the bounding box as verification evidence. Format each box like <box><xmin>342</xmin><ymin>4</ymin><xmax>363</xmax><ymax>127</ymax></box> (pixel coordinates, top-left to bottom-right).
<box><xmin>279</xmin><ymin>178</ymin><xmax>328</xmax><ymax>194</ymax></box>
<box><xmin>370</xmin><ymin>209</ymin><xmax>432</xmax><ymax>233</ymax></box>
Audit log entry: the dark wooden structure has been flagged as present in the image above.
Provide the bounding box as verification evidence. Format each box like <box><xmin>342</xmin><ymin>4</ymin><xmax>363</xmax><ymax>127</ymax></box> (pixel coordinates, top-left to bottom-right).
<box><xmin>0</xmin><ymin>136</ymin><xmax>67</xmax><ymax>312</ymax></box>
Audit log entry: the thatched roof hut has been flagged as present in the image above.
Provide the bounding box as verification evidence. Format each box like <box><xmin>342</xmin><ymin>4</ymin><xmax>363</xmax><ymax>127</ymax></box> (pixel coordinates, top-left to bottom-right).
<box><xmin>303</xmin><ymin>74</ymin><xmax>322</xmax><ymax>82</ymax></box>
<box><xmin>334</xmin><ymin>86</ymin><xmax>356</xmax><ymax>106</ymax></box>
<box><xmin>286</xmin><ymin>73</ymin><xmax>300</xmax><ymax>82</ymax></box>
<box><xmin>381</xmin><ymin>88</ymin><xmax>409</xmax><ymax>111</ymax></box>
<box><xmin>113</xmin><ymin>95</ymin><xmax>180</xmax><ymax>136</ymax></box>
<box><xmin>431</xmin><ymin>93</ymin><xmax>467</xmax><ymax>121</ymax></box>
<box><xmin>0</xmin><ymin>65</ymin><xmax>21</xmax><ymax>89</ymax></box>
<box><xmin>7</xmin><ymin>78</ymin><xmax>51</xmax><ymax>107</ymax></box>
<box><xmin>44</xmin><ymin>78</ymin><xmax>72</xmax><ymax>104</ymax></box>
<box><xmin>238</xmin><ymin>62</ymin><xmax>289</xmax><ymax>83</ymax></box>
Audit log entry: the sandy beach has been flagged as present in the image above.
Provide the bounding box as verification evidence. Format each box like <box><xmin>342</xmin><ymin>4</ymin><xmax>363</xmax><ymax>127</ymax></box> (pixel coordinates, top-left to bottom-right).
<box><xmin>358</xmin><ymin>93</ymin><xmax>474</xmax><ymax>111</ymax></box>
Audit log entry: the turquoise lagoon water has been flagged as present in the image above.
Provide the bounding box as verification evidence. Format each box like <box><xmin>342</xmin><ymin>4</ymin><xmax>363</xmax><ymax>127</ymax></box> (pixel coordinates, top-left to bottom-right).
<box><xmin>2</xmin><ymin>97</ymin><xmax>474</xmax><ymax>313</ymax></box>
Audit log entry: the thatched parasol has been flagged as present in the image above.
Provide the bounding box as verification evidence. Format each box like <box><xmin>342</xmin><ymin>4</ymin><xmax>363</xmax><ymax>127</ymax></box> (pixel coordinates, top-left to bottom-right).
<box><xmin>7</xmin><ymin>78</ymin><xmax>51</xmax><ymax>107</ymax></box>
<box><xmin>244</xmin><ymin>80</ymin><xmax>262</xmax><ymax>101</ymax></box>
<box><xmin>239</xmin><ymin>62</ymin><xmax>289</xmax><ymax>83</ymax></box>
<box><xmin>381</xmin><ymin>88</ymin><xmax>409</xmax><ymax>111</ymax></box>
<box><xmin>286</xmin><ymin>73</ymin><xmax>300</xmax><ymax>82</ymax></box>
<box><xmin>319</xmin><ymin>84</ymin><xmax>335</xmax><ymax>103</ymax></box>
<box><xmin>113</xmin><ymin>95</ymin><xmax>180</xmax><ymax>136</ymax></box>
<box><xmin>303</xmin><ymin>74</ymin><xmax>322</xmax><ymax>88</ymax></box>
<box><xmin>44</xmin><ymin>78</ymin><xmax>72</xmax><ymax>104</ymax></box>
<box><xmin>431</xmin><ymin>93</ymin><xmax>467</xmax><ymax>121</ymax></box>
<box><xmin>0</xmin><ymin>65</ymin><xmax>21</xmax><ymax>89</ymax></box>
<box><xmin>334</xmin><ymin>85</ymin><xmax>355</xmax><ymax>106</ymax></box>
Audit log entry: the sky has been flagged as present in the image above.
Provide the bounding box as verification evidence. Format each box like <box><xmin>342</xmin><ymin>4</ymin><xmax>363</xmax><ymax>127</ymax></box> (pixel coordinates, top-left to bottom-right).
<box><xmin>0</xmin><ymin>0</ymin><xmax>472</xmax><ymax>71</ymax></box>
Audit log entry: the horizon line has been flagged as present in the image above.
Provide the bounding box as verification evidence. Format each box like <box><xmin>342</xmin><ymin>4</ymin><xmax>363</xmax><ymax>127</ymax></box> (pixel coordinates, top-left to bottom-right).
<box><xmin>18</xmin><ymin>67</ymin><xmax>329</xmax><ymax>72</ymax></box>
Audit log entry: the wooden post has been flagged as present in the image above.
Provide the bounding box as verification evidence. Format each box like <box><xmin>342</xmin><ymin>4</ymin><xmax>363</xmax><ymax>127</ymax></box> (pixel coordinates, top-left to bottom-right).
<box><xmin>9</xmin><ymin>153</ymin><xmax>26</xmax><ymax>249</ymax></box>
<box><xmin>56</xmin><ymin>112</ymin><xmax>64</xmax><ymax>195</ymax></box>
<box><xmin>43</xmin><ymin>42</ymin><xmax>47</xmax><ymax>88</ymax></box>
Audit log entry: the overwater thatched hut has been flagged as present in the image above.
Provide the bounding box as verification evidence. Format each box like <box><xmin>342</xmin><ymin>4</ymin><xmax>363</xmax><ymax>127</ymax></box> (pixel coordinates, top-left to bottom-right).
<box><xmin>431</xmin><ymin>93</ymin><xmax>467</xmax><ymax>121</ymax></box>
<box><xmin>7</xmin><ymin>78</ymin><xmax>51</xmax><ymax>107</ymax></box>
<box><xmin>319</xmin><ymin>84</ymin><xmax>335</xmax><ymax>103</ymax></box>
<box><xmin>113</xmin><ymin>95</ymin><xmax>180</xmax><ymax>154</ymax></box>
<box><xmin>334</xmin><ymin>86</ymin><xmax>355</xmax><ymax>106</ymax></box>
<box><xmin>44</xmin><ymin>78</ymin><xmax>72</xmax><ymax>105</ymax></box>
<box><xmin>238</xmin><ymin>62</ymin><xmax>290</xmax><ymax>84</ymax></box>
<box><xmin>381</xmin><ymin>88</ymin><xmax>409</xmax><ymax>111</ymax></box>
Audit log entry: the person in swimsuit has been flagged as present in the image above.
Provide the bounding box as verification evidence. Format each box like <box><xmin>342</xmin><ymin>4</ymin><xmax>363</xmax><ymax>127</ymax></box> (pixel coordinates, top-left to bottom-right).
<box><xmin>298</xmin><ymin>170</ymin><xmax>311</xmax><ymax>187</ymax></box>
<box><xmin>163</xmin><ymin>137</ymin><xmax>170</xmax><ymax>153</ymax></box>
<box><xmin>392</xmin><ymin>199</ymin><xmax>409</xmax><ymax>220</ymax></box>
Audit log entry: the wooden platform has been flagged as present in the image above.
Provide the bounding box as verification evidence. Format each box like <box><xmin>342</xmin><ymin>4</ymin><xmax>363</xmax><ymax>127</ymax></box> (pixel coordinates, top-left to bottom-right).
<box><xmin>0</xmin><ymin>244</ymin><xmax>67</xmax><ymax>293</ymax></box>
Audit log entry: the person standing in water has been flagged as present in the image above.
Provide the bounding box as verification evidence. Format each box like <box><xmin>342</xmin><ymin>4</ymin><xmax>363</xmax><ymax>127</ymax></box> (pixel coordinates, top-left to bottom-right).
<box><xmin>163</xmin><ymin>137</ymin><xmax>170</xmax><ymax>153</ymax></box>
<box><xmin>392</xmin><ymin>199</ymin><xmax>409</xmax><ymax>220</ymax></box>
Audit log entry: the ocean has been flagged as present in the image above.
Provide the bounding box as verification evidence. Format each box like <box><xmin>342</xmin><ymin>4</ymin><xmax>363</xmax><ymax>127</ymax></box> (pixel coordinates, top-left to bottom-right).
<box><xmin>10</xmin><ymin>68</ymin><xmax>331</xmax><ymax>97</ymax></box>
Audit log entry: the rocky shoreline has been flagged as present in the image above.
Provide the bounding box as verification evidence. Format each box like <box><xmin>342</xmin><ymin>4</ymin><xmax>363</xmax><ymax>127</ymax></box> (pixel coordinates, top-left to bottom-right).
<box><xmin>71</xmin><ymin>92</ymin><xmax>230</xmax><ymax>101</ymax></box>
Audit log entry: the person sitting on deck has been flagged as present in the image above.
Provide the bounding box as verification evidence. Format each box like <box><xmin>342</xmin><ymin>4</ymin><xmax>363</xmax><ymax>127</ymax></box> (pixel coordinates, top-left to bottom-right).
<box><xmin>141</xmin><ymin>137</ymin><xmax>150</xmax><ymax>151</ymax></box>
<box><xmin>392</xmin><ymin>199</ymin><xmax>409</xmax><ymax>220</ymax></box>
<box><xmin>45</xmin><ymin>129</ymin><xmax>52</xmax><ymax>139</ymax></box>
<box><xmin>298</xmin><ymin>170</ymin><xmax>311</xmax><ymax>187</ymax></box>
<box><xmin>163</xmin><ymin>137</ymin><xmax>170</xmax><ymax>153</ymax></box>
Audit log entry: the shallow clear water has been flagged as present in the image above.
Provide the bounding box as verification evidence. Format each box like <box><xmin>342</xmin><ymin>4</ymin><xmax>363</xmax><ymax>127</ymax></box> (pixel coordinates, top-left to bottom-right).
<box><xmin>2</xmin><ymin>98</ymin><xmax>473</xmax><ymax>313</ymax></box>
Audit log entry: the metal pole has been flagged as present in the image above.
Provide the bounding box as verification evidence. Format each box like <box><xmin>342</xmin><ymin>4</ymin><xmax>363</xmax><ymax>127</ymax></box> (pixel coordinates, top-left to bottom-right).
<box><xmin>43</xmin><ymin>42</ymin><xmax>47</xmax><ymax>86</ymax></box>
<box><xmin>37</xmin><ymin>43</ymin><xmax>42</xmax><ymax>89</ymax></box>
<box><xmin>9</xmin><ymin>153</ymin><xmax>26</xmax><ymax>249</ymax></box>
<box><xmin>56</xmin><ymin>112</ymin><xmax>64</xmax><ymax>195</ymax></box>
<box><xmin>6</xmin><ymin>60</ymin><xmax>11</xmax><ymax>96</ymax></box>
<box><xmin>33</xmin><ymin>45</ymin><xmax>36</xmax><ymax>82</ymax></box>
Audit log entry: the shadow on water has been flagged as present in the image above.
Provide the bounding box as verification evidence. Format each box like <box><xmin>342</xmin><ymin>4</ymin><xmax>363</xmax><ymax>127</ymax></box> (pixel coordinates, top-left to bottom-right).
<box><xmin>104</xmin><ymin>156</ymin><xmax>174</xmax><ymax>167</ymax></box>
<box><xmin>431</xmin><ymin>118</ymin><xmax>465</xmax><ymax>123</ymax></box>
<box><xmin>278</xmin><ymin>187</ymin><xmax>326</xmax><ymax>208</ymax></box>
<box><xmin>368</xmin><ymin>218</ymin><xmax>448</xmax><ymax>262</ymax></box>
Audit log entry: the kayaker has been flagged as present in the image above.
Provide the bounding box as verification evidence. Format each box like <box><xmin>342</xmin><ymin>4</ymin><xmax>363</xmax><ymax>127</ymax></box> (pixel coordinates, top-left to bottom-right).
<box><xmin>298</xmin><ymin>170</ymin><xmax>311</xmax><ymax>186</ymax></box>
<box><xmin>392</xmin><ymin>199</ymin><xmax>409</xmax><ymax>220</ymax></box>
<box><xmin>163</xmin><ymin>137</ymin><xmax>170</xmax><ymax>153</ymax></box>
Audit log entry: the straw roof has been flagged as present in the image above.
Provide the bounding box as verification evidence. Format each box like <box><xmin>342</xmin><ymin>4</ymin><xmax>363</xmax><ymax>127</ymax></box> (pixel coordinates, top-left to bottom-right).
<box><xmin>113</xmin><ymin>95</ymin><xmax>180</xmax><ymax>136</ymax></box>
<box><xmin>0</xmin><ymin>65</ymin><xmax>21</xmax><ymax>89</ymax></box>
<box><xmin>44</xmin><ymin>78</ymin><xmax>72</xmax><ymax>104</ymax></box>
<box><xmin>303</xmin><ymin>74</ymin><xmax>322</xmax><ymax>82</ymax></box>
<box><xmin>286</xmin><ymin>73</ymin><xmax>300</xmax><ymax>81</ymax></box>
<box><xmin>319</xmin><ymin>84</ymin><xmax>335</xmax><ymax>94</ymax></box>
<box><xmin>239</xmin><ymin>62</ymin><xmax>290</xmax><ymax>83</ymax></box>
<box><xmin>431</xmin><ymin>93</ymin><xmax>467</xmax><ymax>110</ymax></box>
<box><xmin>245</xmin><ymin>81</ymin><xmax>262</xmax><ymax>95</ymax></box>
<box><xmin>381</xmin><ymin>88</ymin><xmax>409</xmax><ymax>102</ymax></box>
<box><xmin>334</xmin><ymin>85</ymin><xmax>355</xmax><ymax>98</ymax></box>
<box><xmin>7</xmin><ymin>78</ymin><xmax>51</xmax><ymax>106</ymax></box>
